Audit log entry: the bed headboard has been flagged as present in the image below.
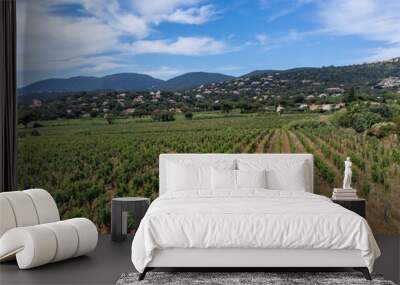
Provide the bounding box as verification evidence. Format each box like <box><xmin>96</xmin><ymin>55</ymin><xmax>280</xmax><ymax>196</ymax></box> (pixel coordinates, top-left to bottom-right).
<box><xmin>159</xmin><ymin>153</ymin><xmax>314</xmax><ymax>195</ymax></box>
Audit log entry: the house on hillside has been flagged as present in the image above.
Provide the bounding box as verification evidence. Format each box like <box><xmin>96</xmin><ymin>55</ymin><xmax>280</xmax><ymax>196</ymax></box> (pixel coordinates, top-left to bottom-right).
<box><xmin>276</xmin><ymin>105</ymin><xmax>285</xmax><ymax>114</ymax></box>
<box><xmin>298</xmin><ymin>104</ymin><xmax>308</xmax><ymax>110</ymax></box>
<box><xmin>322</xmin><ymin>104</ymin><xmax>333</xmax><ymax>111</ymax></box>
<box><xmin>326</xmin><ymin>87</ymin><xmax>344</xmax><ymax>93</ymax></box>
<box><xmin>133</xmin><ymin>96</ymin><xmax>144</xmax><ymax>103</ymax></box>
<box><xmin>195</xmin><ymin>94</ymin><xmax>204</xmax><ymax>99</ymax></box>
<box><xmin>309</xmin><ymin>104</ymin><xmax>322</xmax><ymax>111</ymax></box>
<box><xmin>335</xmin><ymin>103</ymin><xmax>346</xmax><ymax>109</ymax></box>
<box><xmin>30</xmin><ymin>99</ymin><xmax>42</xmax><ymax>108</ymax></box>
<box><xmin>123</xmin><ymin>108</ymin><xmax>135</xmax><ymax>115</ymax></box>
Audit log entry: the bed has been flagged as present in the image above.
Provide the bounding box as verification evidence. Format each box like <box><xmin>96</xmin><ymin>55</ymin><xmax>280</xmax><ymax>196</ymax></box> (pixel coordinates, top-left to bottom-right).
<box><xmin>131</xmin><ymin>154</ymin><xmax>380</xmax><ymax>280</ymax></box>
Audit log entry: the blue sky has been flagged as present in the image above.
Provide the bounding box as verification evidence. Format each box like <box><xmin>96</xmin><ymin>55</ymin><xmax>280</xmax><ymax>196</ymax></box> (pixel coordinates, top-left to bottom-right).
<box><xmin>17</xmin><ymin>0</ymin><xmax>400</xmax><ymax>87</ymax></box>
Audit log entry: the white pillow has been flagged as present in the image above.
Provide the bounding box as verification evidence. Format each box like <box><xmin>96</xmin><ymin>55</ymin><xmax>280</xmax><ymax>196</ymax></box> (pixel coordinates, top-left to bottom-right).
<box><xmin>167</xmin><ymin>162</ymin><xmax>210</xmax><ymax>191</ymax></box>
<box><xmin>211</xmin><ymin>168</ymin><xmax>268</xmax><ymax>191</ymax></box>
<box><xmin>236</xmin><ymin>169</ymin><xmax>267</xmax><ymax>189</ymax></box>
<box><xmin>211</xmin><ymin>168</ymin><xmax>236</xmax><ymax>190</ymax></box>
<box><xmin>166</xmin><ymin>159</ymin><xmax>236</xmax><ymax>192</ymax></box>
<box><xmin>237</xmin><ymin>159</ymin><xmax>308</xmax><ymax>191</ymax></box>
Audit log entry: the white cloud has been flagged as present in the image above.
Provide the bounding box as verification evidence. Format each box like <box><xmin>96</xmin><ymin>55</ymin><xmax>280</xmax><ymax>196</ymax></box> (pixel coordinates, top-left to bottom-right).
<box><xmin>128</xmin><ymin>37</ymin><xmax>227</xmax><ymax>55</ymax></box>
<box><xmin>132</xmin><ymin>0</ymin><xmax>199</xmax><ymax>17</ymax></box>
<box><xmin>131</xmin><ymin>0</ymin><xmax>216</xmax><ymax>25</ymax></box>
<box><xmin>141</xmin><ymin>66</ymin><xmax>181</xmax><ymax>79</ymax></box>
<box><xmin>317</xmin><ymin>0</ymin><xmax>400</xmax><ymax>61</ymax></box>
<box><xmin>17</xmin><ymin>0</ymin><xmax>223</xmax><ymax>86</ymax></box>
<box><xmin>364</xmin><ymin>46</ymin><xmax>400</xmax><ymax>62</ymax></box>
<box><xmin>80</xmin><ymin>62</ymin><xmax>127</xmax><ymax>73</ymax></box>
<box><xmin>164</xmin><ymin>5</ymin><xmax>217</xmax><ymax>25</ymax></box>
<box><xmin>266</xmin><ymin>0</ymin><xmax>314</xmax><ymax>22</ymax></box>
<box><xmin>17</xmin><ymin>2</ymin><xmax>119</xmax><ymax>72</ymax></box>
<box><xmin>255</xmin><ymin>33</ymin><xmax>269</xmax><ymax>45</ymax></box>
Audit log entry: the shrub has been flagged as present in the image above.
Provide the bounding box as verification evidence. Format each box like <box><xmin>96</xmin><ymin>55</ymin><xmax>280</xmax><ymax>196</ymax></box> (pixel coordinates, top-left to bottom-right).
<box><xmin>352</xmin><ymin>112</ymin><xmax>383</xmax><ymax>133</ymax></box>
<box><xmin>32</xmin><ymin>122</ymin><xmax>43</xmax><ymax>128</ymax></box>
<box><xmin>331</xmin><ymin>103</ymin><xmax>384</xmax><ymax>133</ymax></box>
<box><xmin>104</xmin><ymin>113</ymin><xmax>114</xmax><ymax>124</ymax></box>
<box><xmin>331</xmin><ymin>109</ymin><xmax>352</xmax><ymax>128</ymax></box>
<box><xmin>371</xmin><ymin>164</ymin><xmax>385</xmax><ymax>183</ymax></box>
<box><xmin>287</xmin><ymin>118</ymin><xmax>322</xmax><ymax>129</ymax></box>
<box><xmin>31</xmin><ymin>130</ymin><xmax>41</xmax><ymax>136</ymax></box>
<box><xmin>151</xmin><ymin>111</ymin><xmax>175</xmax><ymax>122</ymax></box>
<box><xmin>184</xmin><ymin>112</ymin><xmax>193</xmax><ymax>120</ymax></box>
<box><xmin>367</xmin><ymin>122</ymin><xmax>396</xmax><ymax>138</ymax></box>
<box><xmin>349</xmin><ymin>152</ymin><xmax>366</xmax><ymax>170</ymax></box>
<box><xmin>369</xmin><ymin>104</ymin><xmax>392</xmax><ymax>119</ymax></box>
<box><xmin>361</xmin><ymin>181</ymin><xmax>370</xmax><ymax>197</ymax></box>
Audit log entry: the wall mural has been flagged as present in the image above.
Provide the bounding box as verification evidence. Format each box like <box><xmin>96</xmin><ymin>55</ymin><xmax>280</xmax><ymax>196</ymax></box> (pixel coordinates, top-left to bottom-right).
<box><xmin>16</xmin><ymin>0</ymin><xmax>400</xmax><ymax>234</ymax></box>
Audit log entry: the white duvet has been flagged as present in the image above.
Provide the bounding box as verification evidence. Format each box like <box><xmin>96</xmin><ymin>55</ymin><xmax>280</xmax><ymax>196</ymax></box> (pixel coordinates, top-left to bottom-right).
<box><xmin>131</xmin><ymin>190</ymin><xmax>380</xmax><ymax>273</ymax></box>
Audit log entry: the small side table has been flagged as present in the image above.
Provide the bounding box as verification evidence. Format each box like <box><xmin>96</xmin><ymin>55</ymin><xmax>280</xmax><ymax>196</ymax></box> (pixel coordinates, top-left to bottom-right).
<box><xmin>332</xmin><ymin>198</ymin><xmax>366</xmax><ymax>218</ymax></box>
<box><xmin>111</xmin><ymin>197</ymin><xmax>150</xmax><ymax>242</ymax></box>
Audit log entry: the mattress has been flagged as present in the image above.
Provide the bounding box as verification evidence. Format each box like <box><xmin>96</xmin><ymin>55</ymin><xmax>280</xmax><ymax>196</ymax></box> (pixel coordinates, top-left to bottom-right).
<box><xmin>131</xmin><ymin>190</ymin><xmax>380</xmax><ymax>273</ymax></box>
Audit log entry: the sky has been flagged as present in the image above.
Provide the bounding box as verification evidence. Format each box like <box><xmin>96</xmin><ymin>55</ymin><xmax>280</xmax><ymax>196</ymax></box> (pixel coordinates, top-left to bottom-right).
<box><xmin>17</xmin><ymin>0</ymin><xmax>400</xmax><ymax>87</ymax></box>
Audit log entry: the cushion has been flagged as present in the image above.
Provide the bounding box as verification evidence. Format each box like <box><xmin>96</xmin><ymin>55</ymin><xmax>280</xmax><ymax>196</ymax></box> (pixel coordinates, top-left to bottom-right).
<box><xmin>166</xmin><ymin>159</ymin><xmax>235</xmax><ymax>192</ymax></box>
<box><xmin>237</xmin><ymin>159</ymin><xmax>308</xmax><ymax>191</ymax></box>
<box><xmin>211</xmin><ymin>168</ymin><xmax>236</xmax><ymax>190</ymax></box>
<box><xmin>0</xmin><ymin>191</ymin><xmax>39</xmax><ymax>227</ymax></box>
<box><xmin>23</xmin><ymin>189</ymin><xmax>60</xmax><ymax>224</ymax></box>
<box><xmin>0</xmin><ymin>196</ymin><xmax>16</xmax><ymax>237</ymax></box>
<box><xmin>236</xmin><ymin>169</ymin><xmax>267</xmax><ymax>189</ymax></box>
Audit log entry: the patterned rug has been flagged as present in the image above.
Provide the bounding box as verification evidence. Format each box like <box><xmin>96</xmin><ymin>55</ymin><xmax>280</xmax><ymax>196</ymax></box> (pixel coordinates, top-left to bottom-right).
<box><xmin>116</xmin><ymin>271</ymin><xmax>396</xmax><ymax>285</ymax></box>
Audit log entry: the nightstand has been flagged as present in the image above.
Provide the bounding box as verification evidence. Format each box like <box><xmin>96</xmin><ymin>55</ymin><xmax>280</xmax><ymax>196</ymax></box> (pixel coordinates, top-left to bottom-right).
<box><xmin>332</xmin><ymin>198</ymin><xmax>366</xmax><ymax>218</ymax></box>
<box><xmin>111</xmin><ymin>197</ymin><xmax>150</xmax><ymax>242</ymax></box>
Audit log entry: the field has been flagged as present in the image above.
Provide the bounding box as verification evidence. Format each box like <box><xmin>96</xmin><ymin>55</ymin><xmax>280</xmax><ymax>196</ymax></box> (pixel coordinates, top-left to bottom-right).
<box><xmin>17</xmin><ymin>112</ymin><xmax>400</xmax><ymax>234</ymax></box>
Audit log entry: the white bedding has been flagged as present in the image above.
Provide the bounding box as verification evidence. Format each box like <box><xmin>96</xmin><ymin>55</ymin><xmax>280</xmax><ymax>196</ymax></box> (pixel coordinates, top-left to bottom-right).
<box><xmin>131</xmin><ymin>190</ymin><xmax>380</xmax><ymax>273</ymax></box>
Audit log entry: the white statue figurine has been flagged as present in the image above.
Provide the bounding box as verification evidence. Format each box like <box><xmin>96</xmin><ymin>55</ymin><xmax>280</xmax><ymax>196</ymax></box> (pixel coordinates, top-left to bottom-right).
<box><xmin>343</xmin><ymin>157</ymin><xmax>352</xmax><ymax>190</ymax></box>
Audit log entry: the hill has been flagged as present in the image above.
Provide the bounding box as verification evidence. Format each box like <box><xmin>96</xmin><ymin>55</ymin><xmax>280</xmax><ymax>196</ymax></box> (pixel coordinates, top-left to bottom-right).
<box><xmin>161</xmin><ymin>72</ymin><xmax>235</xmax><ymax>91</ymax></box>
<box><xmin>18</xmin><ymin>57</ymin><xmax>400</xmax><ymax>107</ymax></box>
<box><xmin>18</xmin><ymin>73</ymin><xmax>163</xmax><ymax>96</ymax></box>
<box><xmin>18</xmin><ymin>72</ymin><xmax>235</xmax><ymax>101</ymax></box>
<box><xmin>187</xmin><ymin>58</ymin><xmax>400</xmax><ymax>100</ymax></box>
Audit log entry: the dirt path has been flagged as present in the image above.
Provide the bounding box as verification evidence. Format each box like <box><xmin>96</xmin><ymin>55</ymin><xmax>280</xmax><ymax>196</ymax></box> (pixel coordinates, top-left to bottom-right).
<box><xmin>243</xmin><ymin>130</ymin><xmax>265</xmax><ymax>153</ymax></box>
<box><xmin>287</xmin><ymin>131</ymin><xmax>303</xmax><ymax>153</ymax></box>
<box><xmin>281</xmin><ymin>130</ymin><xmax>290</xmax><ymax>153</ymax></box>
<box><xmin>256</xmin><ymin>131</ymin><xmax>271</xmax><ymax>153</ymax></box>
<box><xmin>267</xmin><ymin>130</ymin><xmax>279</xmax><ymax>153</ymax></box>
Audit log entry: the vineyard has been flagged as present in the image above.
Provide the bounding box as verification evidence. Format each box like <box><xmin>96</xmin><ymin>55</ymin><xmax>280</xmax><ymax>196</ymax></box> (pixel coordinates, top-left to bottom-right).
<box><xmin>17</xmin><ymin>113</ymin><xmax>399</xmax><ymax>234</ymax></box>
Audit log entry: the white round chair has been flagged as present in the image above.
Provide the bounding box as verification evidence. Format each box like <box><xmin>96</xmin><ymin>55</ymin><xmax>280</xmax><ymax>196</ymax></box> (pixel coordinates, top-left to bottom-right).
<box><xmin>0</xmin><ymin>189</ymin><xmax>98</xmax><ymax>269</ymax></box>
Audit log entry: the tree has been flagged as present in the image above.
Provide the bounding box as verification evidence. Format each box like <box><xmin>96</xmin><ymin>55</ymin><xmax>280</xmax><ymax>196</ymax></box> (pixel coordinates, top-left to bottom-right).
<box><xmin>184</xmin><ymin>112</ymin><xmax>193</xmax><ymax>120</ymax></box>
<box><xmin>18</xmin><ymin>110</ymin><xmax>40</xmax><ymax>128</ymax></box>
<box><xmin>294</xmin><ymin>95</ymin><xmax>305</xmax><ymax>104</ymax></box>
<box><xmin>90</xmin><ymin>110</ymin><xmax>99</xmax><ymax>118</ymax></box>
<box><xmin>104</xmin><ymin>113</ymin><xmax>113</xmax><ymax>125</ymax></box>
<box><xmin>221</xmin><ymin>101</ymin><xmax>233</xmax><ymax>113</ymax></box>
<box><xmin>344</xmin><ymin>87</ymin><xmax>357</xmax><ymax>103</ymax></box>
<box><xmin>151</xmin><ymin>111</ymin><xmax>175</xmax><ymax>122</ymax></box>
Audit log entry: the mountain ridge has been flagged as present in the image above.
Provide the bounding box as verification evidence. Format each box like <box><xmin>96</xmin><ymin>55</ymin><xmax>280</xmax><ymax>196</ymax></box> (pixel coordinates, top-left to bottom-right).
<box><xmin>18</xmin><ymin>57</ymin><xmax>400</xmax><ymax>103</ymax></box>
<box><xmin>18</xmin><ymin>72</ymin><xmax>235</xmax><ymax>97</ymax></box>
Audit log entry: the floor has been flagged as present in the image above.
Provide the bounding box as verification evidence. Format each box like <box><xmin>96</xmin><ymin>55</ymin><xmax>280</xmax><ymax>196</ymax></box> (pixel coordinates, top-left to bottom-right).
<box><xmin>0</xmin><ymin>235</ymin><xmax>399</xmax><ymax>285</ymax></box>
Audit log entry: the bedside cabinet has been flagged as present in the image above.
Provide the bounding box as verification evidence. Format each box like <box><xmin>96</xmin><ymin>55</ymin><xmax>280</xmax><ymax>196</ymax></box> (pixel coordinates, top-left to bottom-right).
<box><xmin>111</xmin><ymin>197</ymin><xmax>150</xmax><ymax>242</ymax></box>
<box><xmin>332</xmin><ymin>199</ymin><xmax>366</xmax><ymax>218</ymax></box>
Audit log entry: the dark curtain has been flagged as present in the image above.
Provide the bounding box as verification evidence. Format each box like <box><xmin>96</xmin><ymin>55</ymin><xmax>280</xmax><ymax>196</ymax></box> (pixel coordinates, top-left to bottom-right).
<box><xmin>0</xmin><ymin>0</ymin><xmax>17</xmax><ymax>192</ymax></box>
